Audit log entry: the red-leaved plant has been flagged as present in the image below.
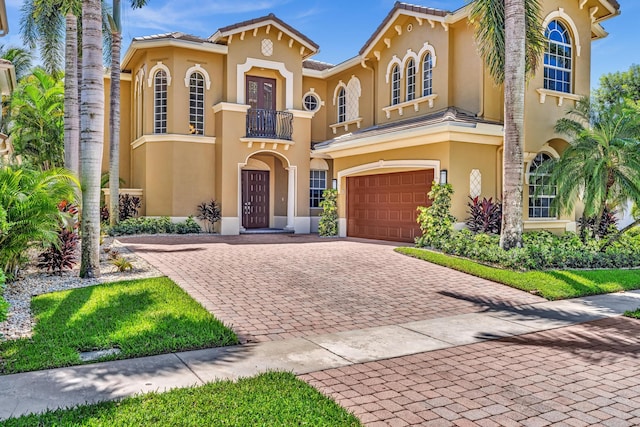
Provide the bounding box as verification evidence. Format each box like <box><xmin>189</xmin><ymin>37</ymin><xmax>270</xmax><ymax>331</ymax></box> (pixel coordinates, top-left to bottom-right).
<box><xmin>465</xmin><ymin>196</ymin><xmax>502</xmax><ymax>235</ymax></box>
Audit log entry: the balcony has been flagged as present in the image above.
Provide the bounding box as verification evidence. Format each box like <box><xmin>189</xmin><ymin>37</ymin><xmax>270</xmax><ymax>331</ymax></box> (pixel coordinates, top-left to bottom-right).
<box><xmin>246</xmin><ymin>109</ymin><xmax>293</xmax><ymax>141</ymax></box>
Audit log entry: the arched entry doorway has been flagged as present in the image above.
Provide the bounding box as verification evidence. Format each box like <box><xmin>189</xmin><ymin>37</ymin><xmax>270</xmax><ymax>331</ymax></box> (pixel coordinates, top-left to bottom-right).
<box><xmin>239</xmin><ymin>152</ymin><xmax>295</xmax><ymax>231</ymax></box>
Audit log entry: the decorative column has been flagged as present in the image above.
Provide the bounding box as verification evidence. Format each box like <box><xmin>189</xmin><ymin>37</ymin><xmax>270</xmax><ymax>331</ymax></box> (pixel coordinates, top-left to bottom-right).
<box><xmin>286</xmin><ymin>166</ymin><xmax>296</xmax><ymax>230</ymax></box>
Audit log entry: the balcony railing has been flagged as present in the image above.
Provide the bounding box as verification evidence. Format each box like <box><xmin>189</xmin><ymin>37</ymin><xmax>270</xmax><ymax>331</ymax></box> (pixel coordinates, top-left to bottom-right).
<box><xmin>246</xmin><ymin>109</ymin><xmax>293</xmax><ymax>141</ymax></box>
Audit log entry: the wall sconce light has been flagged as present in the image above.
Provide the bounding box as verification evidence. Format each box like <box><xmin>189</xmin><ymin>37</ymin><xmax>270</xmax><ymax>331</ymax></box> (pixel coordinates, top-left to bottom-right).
<box><xmin>440</xmin><ymin>169</ymin><xmax>448</xmax><ymax>185</ymax></box>
<box><xmin>332</xmin><ymin>178</ymin><xmax>338</xmax><ymax>190</ymax></box>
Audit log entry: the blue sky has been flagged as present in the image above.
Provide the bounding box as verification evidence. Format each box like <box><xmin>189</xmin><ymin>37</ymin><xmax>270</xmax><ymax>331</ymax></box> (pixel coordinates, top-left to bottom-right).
<box><xmin>2</xmin><ymin>0</ymin><xmax>637</xmax><ymax>89</ymax></box>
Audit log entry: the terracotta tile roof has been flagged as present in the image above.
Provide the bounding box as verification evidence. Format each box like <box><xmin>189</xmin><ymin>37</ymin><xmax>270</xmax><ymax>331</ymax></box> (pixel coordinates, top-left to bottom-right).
<box><xmin>133</xmin><ymin>32</ymin><xmax>212</xmax><ymax>44</ymax></box>
<box><xmin>215</xmin><ymin>13</ymin><xmax>319</xmax><ymax>51</ymax></box>
<box><xmin>359</xmin><ymin>1</ymin><xmax>450</xmax><ymax>55</ymax></box>
<box><xmin>303</xmin><ymin>59</ymin><xmax>335</xmax><ymax>71</ymax></box>
<box><xmin>313</xmin><ymin>107</ymin><xmax>501</xmax><ymax>149</ymax></box>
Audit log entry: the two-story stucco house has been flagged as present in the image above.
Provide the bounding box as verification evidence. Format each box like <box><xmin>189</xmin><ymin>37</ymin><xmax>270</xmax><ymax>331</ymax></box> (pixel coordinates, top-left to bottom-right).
<box><xmin>102</xmin><ymin>0</ymin><xmax>620</xmax><ymax>242</ymax></box>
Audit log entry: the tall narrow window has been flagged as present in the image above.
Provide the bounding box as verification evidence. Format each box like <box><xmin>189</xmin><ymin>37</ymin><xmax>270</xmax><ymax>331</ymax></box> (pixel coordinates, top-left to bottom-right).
<box><xmin>337</xmin><ymin>87</ymin><xmax>346</xmax><ymax>123</ymax></box>
<box><xmin>391</xmin><ymin>65</ymin><xmax>400</xmax><ymax>105</ymax></box>
<box><xmin>544</xmin><ymin>20</ymin><xmax>572</xmax><ymax>93</ymax></box>
<box><xmin>422</xmin><ymin>53</ymin><xmax>433</xmax><ymax>97</ymax></box>
<box><xmin>406</xmin><ymin>59</ymin><xmax>416</xmax><ymax>102</ymax></box>
<box><xmin>189</xmin><ymin>72</ymin><xmax>204</xmax><ymax>135</ymax></box>
<box><xmin>528</xmin><ymin>153</ymin><xmax>556</xmax><ymax>218</ymax></box>
<box><xmin>154</xmin><ymin>70</ymin><xmax>167</xmax><ymax>134</ymax></box>
<box><xmin>309</xmin><ymin>170</ymin><xmax>327</xmax><ymax>208</ymax></box>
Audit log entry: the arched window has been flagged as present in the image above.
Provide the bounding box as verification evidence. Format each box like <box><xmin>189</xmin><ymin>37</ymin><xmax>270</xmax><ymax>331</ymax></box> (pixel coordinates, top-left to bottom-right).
<box><xmin>544</xmin><ymin>20</ymin><xmax>572</xmax><ymax>93</ymax></box>
<box><xmin>154</xmin><ymin>70</ymin><xmax>167</xmax><ymax>134</ymax></box>
<box><xmin>422</xmin><ymin>53</ymin><xmax>433</xmax><ymax>97</ymax></box>
<box><xmin>406</xmin><ymin>59</ymin><xmax>416</xmax><ymax>102</ymax></box>
<box><xmin>391</xmin><ymin>65</ymin><xmax>400</xmax><ymax>105</ymax></box>
<box><xmin>337</xmin><ymin>87</ymin><xmax>346</xmax><ymax>123</ymax></box>
<box><xmin>528</xmin><ymin>153</ymin><xmax>556</xmax><ymax>218</ymax></box>
<box><xmin>189</xmin><ymin>72</ymin><xmax>205</xmax><ymax>135</ymax></box>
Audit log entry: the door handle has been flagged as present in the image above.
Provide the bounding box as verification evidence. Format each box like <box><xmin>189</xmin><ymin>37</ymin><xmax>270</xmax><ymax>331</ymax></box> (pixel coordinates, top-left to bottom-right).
<box><xmin>243</xmin><ymin>202</ymin><xmax>251</xmax><ymax>215</ymax></box>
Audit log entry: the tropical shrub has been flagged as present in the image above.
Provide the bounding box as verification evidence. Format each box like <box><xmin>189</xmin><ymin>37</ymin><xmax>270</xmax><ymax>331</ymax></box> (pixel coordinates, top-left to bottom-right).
<box><xmin>100</xmin><ymin>194</ymin><xmax>141</xmax><ymax>223</ymax></box>
<box><xmin>110</xmin><ymin>256</ymin><xmax>133</xmax><ymax>272</ymax></box>
<box><xmin>196</xmin><ymin>199</ymin><xmax>221</xmax><ymax>233</ymax></box>
<box><xmin>0</xmin><ymin>166</ymin><xmax>78</xmax><ymax>279</ymax></box>
<box><xmin>577</xmin><ymin>208</ymin><xmax>618</xmax><ymax>239</ymax></box>
<box><xmin>466</xmin><ymin>196</ymin><xmax>502</xmax><ymax>234</ymax></box>
<box><xmin>318</xmin><ymin>188</ymin><xmax>338</xmax><ymax>237</ymax></box>
<box><xmin>0</xmin><ymin>270</ymin><xmax>7</xmax><ymax>323</ymax></box>
<box><xmin>107</xmin><ymin>216</ymin><xmax>201</xmax><ymax>236</ymax></box>
<box><xmin>416</xmin><ymin>182</ymin><xmax>456</xmax><ymax>248</ymax></box>
<box><xmin>37</xmin><ymin>229</ymin><xmax>78</xmax><ymax>274</ymax></box>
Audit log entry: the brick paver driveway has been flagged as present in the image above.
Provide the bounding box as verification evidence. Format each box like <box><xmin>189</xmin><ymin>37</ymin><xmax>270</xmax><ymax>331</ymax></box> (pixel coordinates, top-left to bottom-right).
<box><xmin>121</xmin><ymin>234</ymin><xmax>543</xmax><ymax>343</ymax></box>
<box><xmin>301</xmin><ymin>317</ymin><xmax>640</xmax><ymax>426</ymax></box>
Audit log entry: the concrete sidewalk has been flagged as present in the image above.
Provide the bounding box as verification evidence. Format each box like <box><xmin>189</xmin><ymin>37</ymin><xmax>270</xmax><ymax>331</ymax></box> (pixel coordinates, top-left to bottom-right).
<box><xmin>1</xmin><ymin>290</ymin><xmax>640</xmax><ymax>421</ymax></box>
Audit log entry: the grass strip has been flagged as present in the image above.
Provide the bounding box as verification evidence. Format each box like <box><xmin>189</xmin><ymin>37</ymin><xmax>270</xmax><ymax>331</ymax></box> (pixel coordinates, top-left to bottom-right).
<box><xmin>624</xmin><ymin>309</ymin><xmax>640</xmax><ymax>319</ymax></box>
<box><xmin>0</xmin><ymin>277</ymin><xmax>237</xmax><ymax>374</ymax></box>
<box><xmin>396</xmin><ymin>247</ymin><xmax>640</xmax><ymax>300</ymax></box>
<box><xmin>1</xmin><ymin>371</ymin><xmax>361</xmax><ymax>426</ymax></box>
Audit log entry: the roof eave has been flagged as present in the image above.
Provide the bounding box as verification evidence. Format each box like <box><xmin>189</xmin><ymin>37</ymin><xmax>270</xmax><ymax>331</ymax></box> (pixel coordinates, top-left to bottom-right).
<box><xmin>121</xmin><ymin>38</ymin><xmax>228</xmax><ymax>71</ymax></box>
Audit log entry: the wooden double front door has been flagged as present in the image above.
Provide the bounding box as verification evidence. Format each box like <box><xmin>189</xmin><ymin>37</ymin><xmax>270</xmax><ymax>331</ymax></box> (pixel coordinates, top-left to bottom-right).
<box><xmin>242</xmin><ymin>170</ymin><xmax>269</xmax><ymax>229</ymax></box>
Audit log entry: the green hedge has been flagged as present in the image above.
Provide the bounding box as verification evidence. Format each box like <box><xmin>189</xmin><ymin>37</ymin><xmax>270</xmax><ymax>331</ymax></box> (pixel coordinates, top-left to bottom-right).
<box><xmin>107</xmin><ymin>217</ymin><xmax>201</xmax><ymax>236</ymax></box>
<box><xmin>419</xmin><ymin>229</ymin><xmax>640</xmax><ymax>271</ymax></box>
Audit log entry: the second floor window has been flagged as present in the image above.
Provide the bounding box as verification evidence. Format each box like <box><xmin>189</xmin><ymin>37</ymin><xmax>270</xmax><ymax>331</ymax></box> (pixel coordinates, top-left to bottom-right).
<box><xmin>544</xmin><ymin>20</ymin><xmax>572</xmax><ymax>93</ymax></box>
<box><xmin>406</xmin><ymin>59</ymin><xmax>416</xmax><ymax>102</ymax></box>
<box><xmin>154</xmin><ymin>70</ymin><xmax>167</xmax><ymax>134</ymax></box>
<box><xmin>189</xmin><ymin>72</ymin><xmax>204</xmax><ymax>135</ymax></box>
<box><xmin>337</xmin><ymin>87</ymin><xmax>346</xmax><ymax>123</ymax></box>
<box><xmin>391</xmin><ymin>65</ymin><xmax>400</xmax><ymax>105</ymax></box>
<box><xmin>422</xmin><ymin>53</ymin><xmax>433</xmax><ymax>97</ymax></box>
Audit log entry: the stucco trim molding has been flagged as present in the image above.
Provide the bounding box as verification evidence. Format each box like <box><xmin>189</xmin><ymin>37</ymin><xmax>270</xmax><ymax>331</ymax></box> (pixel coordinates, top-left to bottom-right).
<box><xmin>212</xmin><ymin>102</ymin><xmax>251</xmax><ymax>114</ymax></box>
<box><xmin>239</xmin><ymin>137</ymin><xmax>295</xmax><ymax>151</ymax></box>
<box><xmin>382</xmin><ymin>94</ymin><xmax>438</xmax><ymax>118</ymax></box>
<box><xmin>237</xmin><ymin>58</ymin><xmax>294</xmax><ymax>109</ymax></box>
<box><xmin>336</xmin><ymin>159</ymin><xmax>440</xmax><ymax>193</ymax></box>
<box><xmin>131</xmin><ymin>134</ymin><xmax>215</xmax><ymax>149</ymax></box>
<box><xmin>536</xmin><ymin>88</ymin><xmax>581</xmax><ymax>107</ymax></box>
<box><xmin>542</xmin><ymin>8</ymin><xmax>582</xmax><ymax>57</ymax></box>
<box><xmin>147</xmin><ymin>62</ymin><xmax>172</xmax><ymax>87</ymax></box>
<box><xmin>184</xmin><ymin>64</ymin><xmax>212</xmax><ymax>90</ymax></box>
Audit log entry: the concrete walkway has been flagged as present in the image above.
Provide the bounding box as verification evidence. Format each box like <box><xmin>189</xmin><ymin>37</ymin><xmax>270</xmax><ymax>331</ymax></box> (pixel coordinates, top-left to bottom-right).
<box><xmin>2</xmin><ymin>290</ymin><xmax>640</xmax><ymax>421</ymax></box>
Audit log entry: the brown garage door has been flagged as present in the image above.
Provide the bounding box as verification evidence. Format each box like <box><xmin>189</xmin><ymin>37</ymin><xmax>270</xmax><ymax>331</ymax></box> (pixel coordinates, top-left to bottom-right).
<box><xmin>347</xmin><ymin>169</ymin><xmax>433</xmax><ymax>242</ymax></box>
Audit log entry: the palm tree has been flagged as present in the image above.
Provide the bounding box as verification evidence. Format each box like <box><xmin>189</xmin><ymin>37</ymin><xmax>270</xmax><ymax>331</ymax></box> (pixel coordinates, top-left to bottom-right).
<box><xmin>109</xmin><ymin>0</ymin><xmax>149</xmax><ymax>227</ymax></box>
<box><xmin>9</xmin><ymin>67</ymin><xmax>65</xmax><ymax>170</ymax></box>
<box><xmin>549</xmin><ymin>99</ymin><xmax>640</xmax><ymax>240</ymax></box>
<box><xmin>0</xmin><ymin>45</ymin><xmax>33</xmax><ymax>81</ymax></box>
<box><xmin>79</xmin><ymin>0</ymin><xmax>105</xmax><ymax>278</ymax></box>
<box><xmin>469</xmin><ymin>0</ymin><xmax>544</xmax><ymax>250</ymax></box>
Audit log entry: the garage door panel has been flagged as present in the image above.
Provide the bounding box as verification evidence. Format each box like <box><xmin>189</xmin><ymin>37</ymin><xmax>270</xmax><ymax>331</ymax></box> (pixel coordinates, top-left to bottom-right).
<box><xmin>347</xmin><ymin>170</ymin><xmax>434</xmax><ymax>243</ymax></box>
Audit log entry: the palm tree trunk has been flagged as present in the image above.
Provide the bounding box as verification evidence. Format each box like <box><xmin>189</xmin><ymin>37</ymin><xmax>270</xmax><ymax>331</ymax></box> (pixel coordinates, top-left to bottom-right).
<box><xmin>63</xmin><ymin>13</ymin><xmax>80</xmax><ymax>176</ymax></box>
<box><xmin>108</xmin><ymin>29</ymin><xmax>121</xmax><ymax>227</ymax></box>
<box><xmin>499</xmin><ymin>0</ymin><xmax>526</xmax><ymax>250</ymax></box>
<box><xmin>79</xmin><ymin>0</ymin><xmax>105</xmax><ymax>278</ymax></box>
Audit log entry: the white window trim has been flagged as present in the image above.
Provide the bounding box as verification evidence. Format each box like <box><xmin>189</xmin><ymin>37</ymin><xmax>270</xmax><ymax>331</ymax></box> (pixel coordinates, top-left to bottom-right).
<box><xmin>385</xmin><ymin>55</ymin><xmax>403</xmax><ymax>83</ymax></box>
<box><xmin>309</xmin><ymin>169</ymin><xmax>327</xmax><ymax>208</ymax></box>
<box><xmin>183</xmin><ymin>64</ymin><xmax>211</xmax><ymax>90</ymax></box>
<box><xmin>526</xmin><ymin>151</ymin><xmax>559</xmax><ymax>219</ymax></box>
<box><xmin>542</xmin><ymin>8</ymin><xmax>581</xmax><ymax>57</ymax></box>
<box><xmin>303</xmin><ymin>89</ymin><xmax>323</xmax><ymax>112</ymax></box>
<box><xmin>406</xmin><ymin>58</ymin><xmax>416</xmax><ymax>102</ymax></box>
<box><xmin>147</xmin><ymin>62</ymin><xmax>172</xmax><ymax>87</ymax></box>
<box><xmin>332</xmin><ymin>81</ymin><xmax>348</xmax><ymax>106</ymax></box>
<box><xmin>536</xmin><ymin>88</ymin><xmax>581</xmax><ymax>106</ymax></box>
<box><xmin>382</xmin><ymin>94</ymin><xmax>438</xmax><ymax>118</ymax></box>
<box><xmin>237</xmin><ymin>57</ymin><xmax>293</xmax><ymax>109</ymax></box>
<box><xmin>417</xmin><ymin>42</ymin><xmax>437</xmax><ymax>67</ymax></box>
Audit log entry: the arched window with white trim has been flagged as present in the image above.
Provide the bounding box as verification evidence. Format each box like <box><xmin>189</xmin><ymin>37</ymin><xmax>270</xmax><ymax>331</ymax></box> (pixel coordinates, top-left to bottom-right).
<box><xmin>406</xmin><ymin>59</ymin><xmax>416</xmax><ymax>102</ymax></box>
<box><xmin>189</xmin><ymin>72</ymin><xmax>205</xmax><ymax>135</ymax></box>
<box><xmin>422</xmin><ymin>52</ymin><xmax>433</xmax><ymax>97</ymax></box>
<box><xmin>544</xmin><ymin>20</ymin><xmax>572</xmax><ymax>94</ymax></box>
<box><xmin>337</xmin><ymin>87</ymin><xmax>346</xmax><ymax>123</ymax></box>
<box><xmin>154</xmin><ymin>70</ymin><xmax>167</xmax><ymax>134</ymax></box>
<box><xmin>528</xmin><ymin>153</ymin><xmax>556</xmax><ymax>218</ymax></box>
<box><xmin>391</xmin><ymin>65</ymin><xmax>400</xmax><ymax>105</ymax></box>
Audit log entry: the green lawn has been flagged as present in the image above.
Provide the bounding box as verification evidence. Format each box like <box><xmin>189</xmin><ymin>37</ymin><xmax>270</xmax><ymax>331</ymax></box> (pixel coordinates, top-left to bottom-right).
<box><xmin>0</xmin><ymin>277</ymin><xmax>237</xmax><ymax>374</ymax></box>
<box><xmin>1</xmin><ymin>372</ymin><xmax>361</xmax><ymax>426</ymax></box>
<box><xmin>624</xmin><ymin>309</ymin><xmax>640</xmax><ymax>319</ymax></box>
<box><xmin>396</xmin><ymin>247</ymin><xmax>640</xmax><ymax>300</ymax></box>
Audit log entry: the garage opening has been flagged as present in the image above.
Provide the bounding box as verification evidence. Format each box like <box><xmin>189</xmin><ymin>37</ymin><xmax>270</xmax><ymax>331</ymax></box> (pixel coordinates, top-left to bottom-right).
<box><xmin>347</xmin><ymin>169</ymin><xmax>434</xmax><ymax>242</ymax></box>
